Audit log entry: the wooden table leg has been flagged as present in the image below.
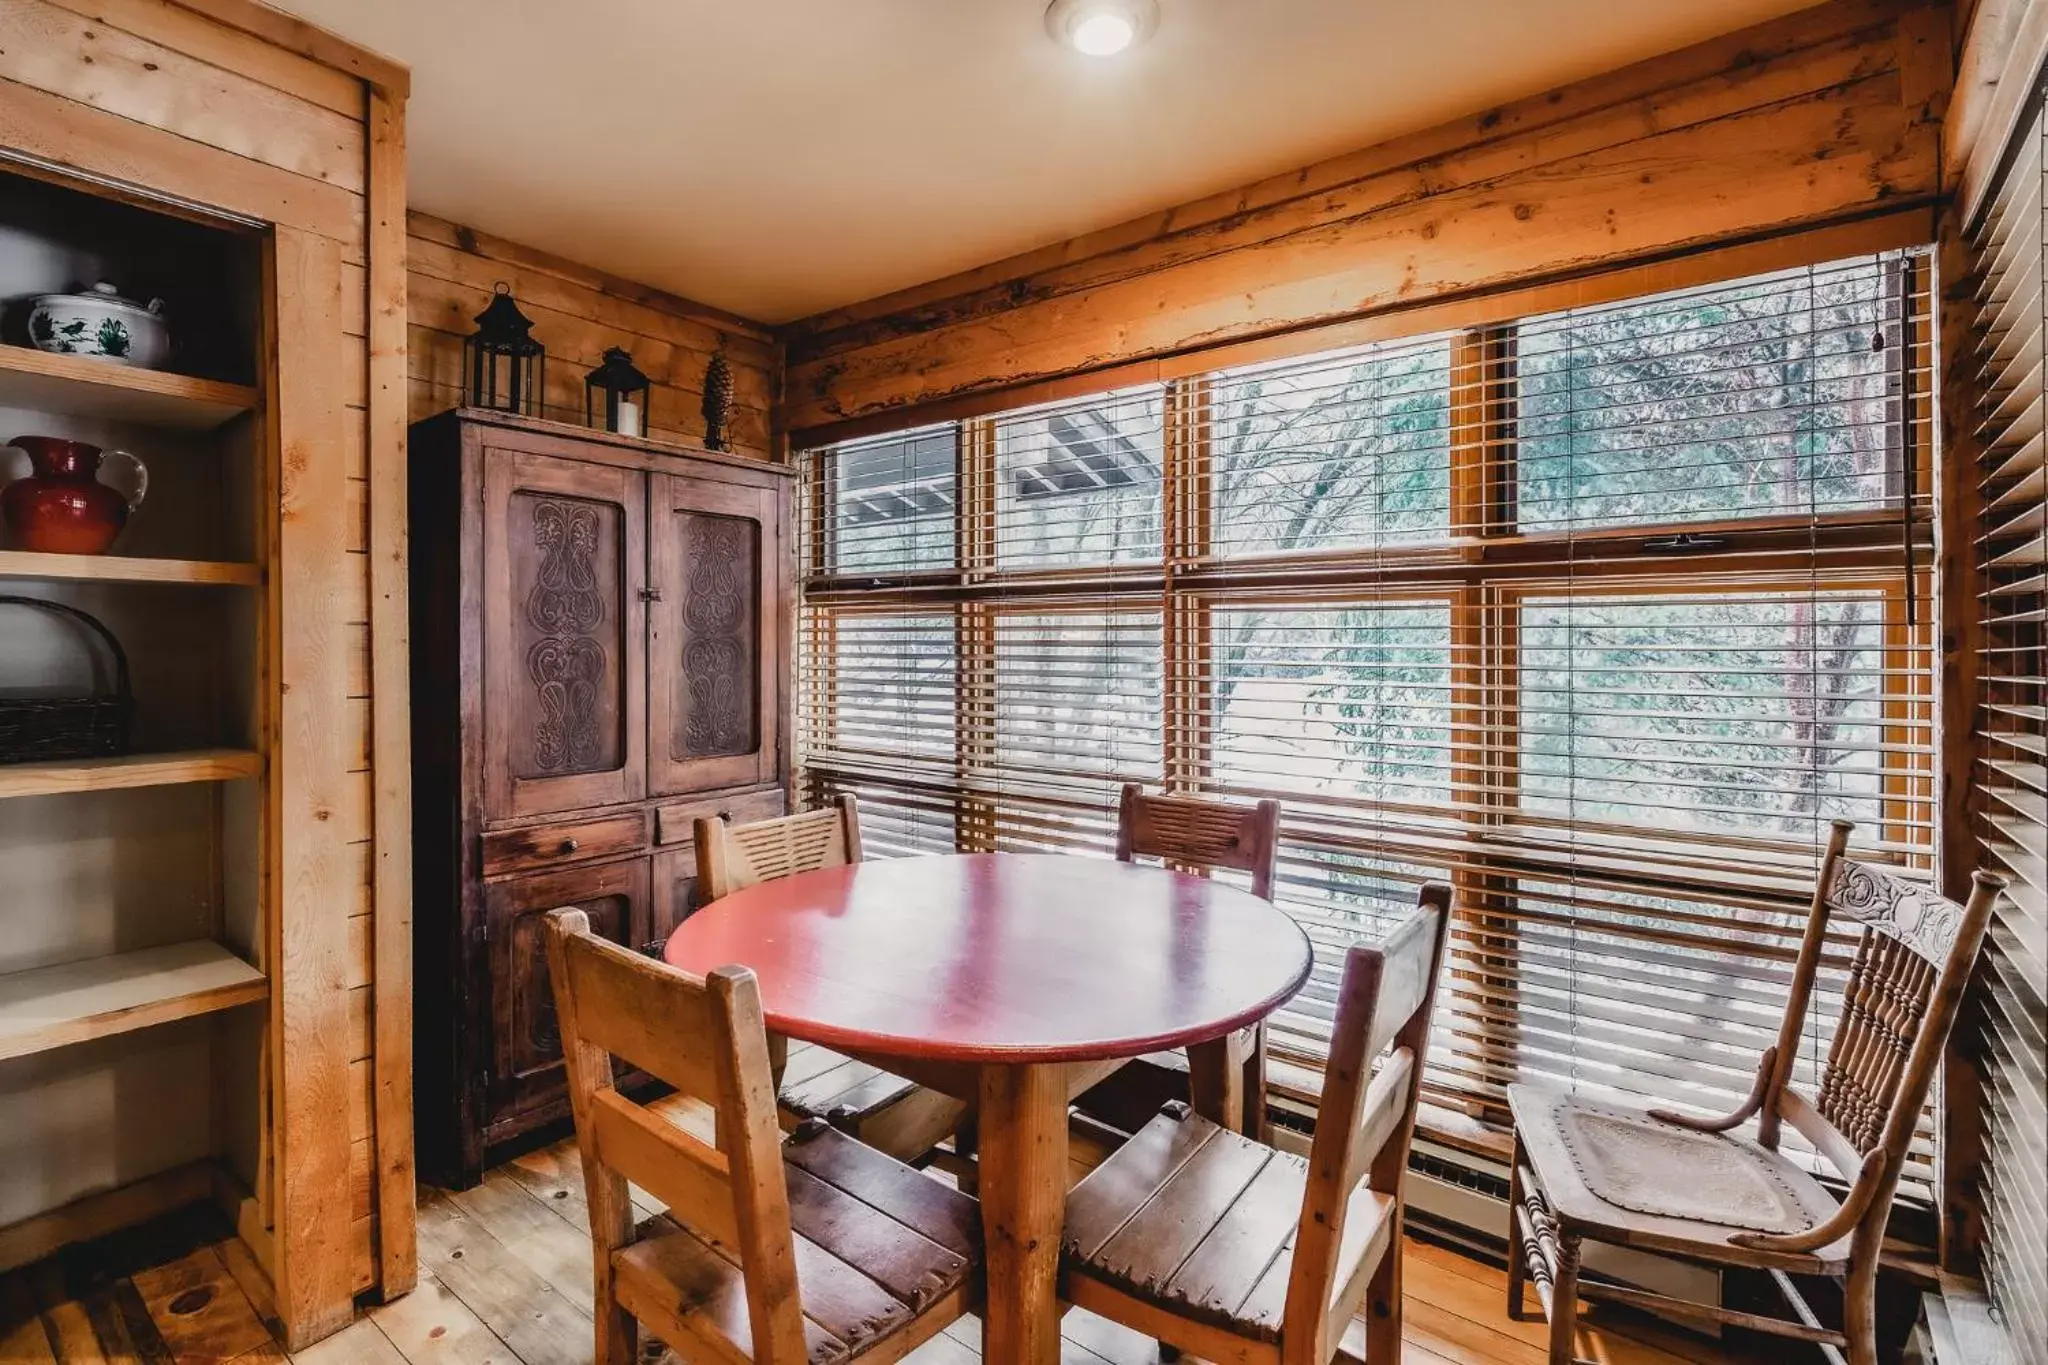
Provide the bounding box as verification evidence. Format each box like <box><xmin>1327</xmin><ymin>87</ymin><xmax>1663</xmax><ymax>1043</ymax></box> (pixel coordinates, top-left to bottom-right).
<box><xmin>1187</xmin><ymin>1031</ymin><xmax>1246</xmax><ymax>1133</ymax></box>
<box><xmin>978</xmin><ymin>1062</ymin><xmax>1070</xmax><ymax>1365</ymax></box>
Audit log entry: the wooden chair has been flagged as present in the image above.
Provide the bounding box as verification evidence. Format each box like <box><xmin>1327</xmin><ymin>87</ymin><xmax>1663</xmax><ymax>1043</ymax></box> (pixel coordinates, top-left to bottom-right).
<box><xmin>1506</xmin><ymin>820</ymin><xmax>2003</xmax><ymax>1365</ymax></box>
<box><xmin>1061</xmin><ymin>884</ymin><xmax>1453</xmax><ymax>1365</ymax></box>
<box><xmin>695</xmin><ymin>795</ymin><xmax>966</xmax><ymax>1163</ymax></box>
<box><xmin>1106</xmin><ymin>783</ymin><xmax>1283</xmax><ymax>1139</ymax></box>
<box><xmin>543</xmin><ymin>907</ymin><xmax>983</xmax><ymax>1365</ymax></box>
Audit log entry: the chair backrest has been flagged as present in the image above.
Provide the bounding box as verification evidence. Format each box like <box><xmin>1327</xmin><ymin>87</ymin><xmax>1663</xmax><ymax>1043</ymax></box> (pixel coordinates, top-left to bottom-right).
<box><xmin>697</xmin><ymin>793</ymin><xmax>863</xmax><ymax>903</ymax></box>
<box><xmin>1115</xmin><ymin>784</ymin><xmax>1281</xmax><ymax>901</ymax></box>
<box><xmin>1281</xmin><ymin>883</ymin><xmax>1452</xmax><ymax>1365</ymax></box>
<box><xmin>1757</xmin><ymin>821</ymin><xmax>2001</xmax><ymax>1197</ymax></box>
<box><xmin>543</xmin><ymin>908</ymin><xmax>808</xmax><ymax>1365</ymax></box>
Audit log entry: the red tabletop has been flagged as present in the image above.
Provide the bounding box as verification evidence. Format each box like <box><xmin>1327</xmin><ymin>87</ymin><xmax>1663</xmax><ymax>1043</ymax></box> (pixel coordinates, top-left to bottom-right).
<box><xmin>663</xmin><ymin>852</ymin><xmax>1313</xmax><ymax>1065</ymax></box>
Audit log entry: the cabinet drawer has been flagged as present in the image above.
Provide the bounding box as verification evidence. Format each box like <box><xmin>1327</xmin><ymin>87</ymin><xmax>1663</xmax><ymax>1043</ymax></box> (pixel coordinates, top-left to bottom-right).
<box><xmin>482</xmin><ymin>811</ymin><xmax>649</xmax><ymax>879</ymax></box>
<box><xmin>654</xmin><ymin>788</ymin><xmax>786</xmax><ymax>847</ymax></box>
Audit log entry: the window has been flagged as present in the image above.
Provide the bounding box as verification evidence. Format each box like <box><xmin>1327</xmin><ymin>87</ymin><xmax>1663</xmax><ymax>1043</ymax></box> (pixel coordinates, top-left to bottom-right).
<box><xmin>1964</xmin><ymin>93</ymin><xmax>2048</xmax><ymax>1361</ymax></box>
<box><xmin>796</xmin><ymin>247</ymin><xmax>1935</xmax><ymax>1159</ymax></box>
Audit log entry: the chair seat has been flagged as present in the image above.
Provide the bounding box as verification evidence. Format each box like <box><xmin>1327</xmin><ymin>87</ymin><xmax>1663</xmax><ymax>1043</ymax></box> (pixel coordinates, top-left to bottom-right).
<box><xmin>1507</xmin><ymin>1082</ymin><xmax>1851</xmax><ymax>1272</ymax></box>
<box><xmin>777</xmin><ymin>1044</ymin><xmax>965</xmax><ymax>1163</ymax></box>
<box><xmin>614</xmin><ymin>1121</ymin><xmax>983</xmax><ymax>1365</ymax></box>
<box><xmin>1061</xmin><ymin>1103</ymin><xmax>1392</xmax><ymax>1343</ymax></box>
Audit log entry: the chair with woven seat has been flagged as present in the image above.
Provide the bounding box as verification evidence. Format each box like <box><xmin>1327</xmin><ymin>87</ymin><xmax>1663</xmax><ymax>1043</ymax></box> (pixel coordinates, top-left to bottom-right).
<box><xmin>1100</xmin><ymin>783</ymin><xmax>1284</xmax><ymax>1139</ymax></box>
<box><xmin>544</xmin><ymin>906</ymin><xmax>984</xmax><ymax>1365</ymax></box>
<box><xmin>696</xmin><ymin>795</ymin><xmax>965</xmax><ymax>1163</ymax></box>
<box><xmin>1506</xmin><ymin>819</ymin><xmax>2002</xmax><ymax>1365</ymax></box>
<box><xmin>1061</xmin><ymin>883</ymin><xmax>1452</xmax><ymax>1365</ymax></box>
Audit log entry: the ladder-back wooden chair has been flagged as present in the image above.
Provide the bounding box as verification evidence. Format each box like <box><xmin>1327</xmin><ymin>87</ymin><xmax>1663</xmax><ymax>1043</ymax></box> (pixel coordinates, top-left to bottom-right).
<box><xmin>1113</xmin><ymin>783</ymin><xmax>1284</xmax><ymax>1139</ymax></box>
<box><xmin>1506</xmin><ymin>820</ymin><xmax>2002</xmax><ymax>1365</ymax></box>
<box><xmin>543</xmin><ymin>907</ymin><xmax>984</xmax><ymax>1365</ymax></box>
<box><xmin>1061</xmin><ymin>884</ymin><xmax>1453</xmax><ymax>1365</ymax></box>
<box><xmin>695</xmin><ymin>795</ymin><xmax>965</xmax><ymax>1163</ymax></box>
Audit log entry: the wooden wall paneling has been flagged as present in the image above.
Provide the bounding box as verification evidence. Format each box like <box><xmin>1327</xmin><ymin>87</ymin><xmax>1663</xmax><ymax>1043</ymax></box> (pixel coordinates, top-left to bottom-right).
<box><xmin>0</xmin><ymin>0</ymin><xmax>404</xmax><ymax>1336</ymax></box>
<box><xmin>780</xmin><ymin>0</ymin><xmax>1946</xmax><ymax>435</ymax></box>
<box><xmin>405</xmin><ymin>212</ymin><xmax>768</xmax><ymax>343</ymax></box>
<box><xmin>0</xmin><ymin>74</ymin><xmax>361</xmax><ymax>242</ymax></box>
<box><xmin>365</xmin><ymin>81</ymin><xmax>417</xmax><ymax>1302</ymax></box>
<box><xmin>40</xmin><ymin>0</ymin><xmax>363</xmax><ymax>117</ymax></box>
<box><xmin>0</xmin><ymin>0</ymin><xmax>364</xmax><ymax>190</ymax></box>
<box><xmin>162</xmin><ymin>0</ymin><xmax>409</xmax><ymax>97</ymax></box>
<box><xmin>269</xmin><ymin>224</ymin><xmax>360</xmax><ymax>1347</ymax></box>
<box><xmin>403</xmin><ymin>215</ymin><xmax>777</xmax><ymax>458</ymax></box>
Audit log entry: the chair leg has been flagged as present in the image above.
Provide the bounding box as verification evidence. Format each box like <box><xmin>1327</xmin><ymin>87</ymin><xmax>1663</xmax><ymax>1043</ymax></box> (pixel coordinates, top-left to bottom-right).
<box><xmin>1505</xmin><ymin>1149</ymin><xmax>1527</xmax><ymax>1321</ymax></box>
<box><xmin>953</xmin><ymin>1112</ymin><xmax>979</xmax><ymax>1197</ymax></box>
<box><xmin>1844</xmin><ymin>1263</ymin><xmax>1879</xmax><ymax>1365</ymax></box>
<box><xmin>1240</xmin><ymin>1021</ymin><xmax>1268</xmax><ymax>1142</ymax></box>
<box><xmin>1364</xmin><ymin>1233</ymin><xmax>1401</xmax><ymax>1362</ymax></box>
<box><xmin>596</xmin><ymin>1296</ymin><xmax>638</xmax><ymax>1365</ymax></box>
<box><xmin>1547</xmin><ymin>1233</ymin><xmax>1581</xmax><ymax>1365</ymax></box>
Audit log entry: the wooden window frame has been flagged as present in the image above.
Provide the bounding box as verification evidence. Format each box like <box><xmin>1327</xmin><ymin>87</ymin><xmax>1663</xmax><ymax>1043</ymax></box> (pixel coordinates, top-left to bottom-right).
<box><xmin>794</xmin><ymin>240</ymin><xmax>1939</xmax><ymax>1146</ymax></box>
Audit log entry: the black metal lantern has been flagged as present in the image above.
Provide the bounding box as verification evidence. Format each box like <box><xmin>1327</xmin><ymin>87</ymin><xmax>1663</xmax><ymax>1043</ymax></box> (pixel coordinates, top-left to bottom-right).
<box><xmin>463</xmin><ymin>282</ymin><xmax>544</xmax><ymax>416</ymax></box>
<box><xmin>585</xmin><ymin>347</ymin><xmax>651</xmax><ymax>438</ymax></box>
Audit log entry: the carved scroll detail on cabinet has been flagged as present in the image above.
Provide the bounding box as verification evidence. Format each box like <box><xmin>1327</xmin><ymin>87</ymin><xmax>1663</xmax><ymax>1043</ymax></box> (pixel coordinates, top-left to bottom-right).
<box><xmin>525</xmin><ymin>497</ymin><xmax>610</xmax><ymax>774</ymax></box>
<box><xmin>677</xmin><ymin>511</ymin><xmax>758</xmax><ymax>760</ymax></box>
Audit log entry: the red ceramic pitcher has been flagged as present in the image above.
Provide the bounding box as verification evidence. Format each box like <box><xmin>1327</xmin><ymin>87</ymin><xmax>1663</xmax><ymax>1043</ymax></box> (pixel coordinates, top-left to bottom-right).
<box><xmin>1</xmin><ymin>437</ymin><xmax>149</xmax><ymax>555</ymax></box>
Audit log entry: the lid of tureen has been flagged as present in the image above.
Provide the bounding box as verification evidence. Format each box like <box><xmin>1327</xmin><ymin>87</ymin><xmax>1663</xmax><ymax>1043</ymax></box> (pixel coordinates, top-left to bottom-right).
<box><xmin>41</xmin><ymin>282</ymin><xmax>165</xmax><ymax>315</ymax></box>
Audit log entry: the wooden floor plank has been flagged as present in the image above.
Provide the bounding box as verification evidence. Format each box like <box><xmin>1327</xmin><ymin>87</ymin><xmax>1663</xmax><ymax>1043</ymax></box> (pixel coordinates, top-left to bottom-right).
<box><xmin>0</xmin><ymin>1273</ymin><xmax>58</xmax><ymax>1365</ymax></box>
<box><xmin>0</xmin><ymin>1123</ymin><xmax>1756</xmax><ymax>1365</ymax></box>
<box><xmin>499</xmin><ymin>1146</ymin><xmax>592</xmax><ymax>1237</ymax></box>
<box><xmin>130</xmin><ymin>1242</ymin><xmax>274</xmax><ymax>1363</ymax></box>
<box><xmin>286</xmin><ymin>1318</ymin><xmax>409</xmax><ymax>1365</ymax></box>
<box><xmin>445</xmin><ymin>1173</ymin><xmax>597</xmax><ymax>1318</ymax></box>
<box><xmin>365</xmin><ymin>1270</ymin><xmax>518</xmax><ymax>1365</ymax></box>
<box><xmin>411</xmin><ymin>1195</ymin><xmax>590</xmax><ymax>1365</ymax></box>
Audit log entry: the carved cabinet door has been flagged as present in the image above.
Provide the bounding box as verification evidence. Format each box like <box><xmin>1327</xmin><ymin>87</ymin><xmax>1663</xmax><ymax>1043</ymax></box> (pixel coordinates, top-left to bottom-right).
<box><xmin>482</xmin><ymin>857</ymin><xmax>652</xmax><ymax>1132</ymax></box>
<box><xmin>482</xmin><ymin>449</ymin><xmax>647</xmax><ymax>820</ymax></box>
<box><xmin>647</xmin><ymin>472</ymin><xmax>783</xmax><ymax>795</ymax></box>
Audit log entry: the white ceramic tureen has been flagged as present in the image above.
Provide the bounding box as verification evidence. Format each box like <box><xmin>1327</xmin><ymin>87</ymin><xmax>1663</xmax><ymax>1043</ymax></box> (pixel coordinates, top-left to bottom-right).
<box><xmin>26</xmin><ymin>283</ymin><xmax>170</xmax><ymax>369</ymax></box>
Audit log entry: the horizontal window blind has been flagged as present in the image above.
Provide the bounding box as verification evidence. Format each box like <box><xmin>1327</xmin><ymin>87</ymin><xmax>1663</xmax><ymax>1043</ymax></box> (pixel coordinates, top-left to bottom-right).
<box><xmin>1967</xmin><ymin>81</ymin><xmax>2048</xmax><ymax>1364</ymax></box>
<box><xmin>795</xmin><ymin>245</ymin><xmax>1937</xmax><ymax>1186</ymax></box>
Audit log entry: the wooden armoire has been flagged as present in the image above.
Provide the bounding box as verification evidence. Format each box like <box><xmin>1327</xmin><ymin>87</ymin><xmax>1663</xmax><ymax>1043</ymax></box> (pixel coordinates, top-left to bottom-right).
<box><xmin>408</xmin><ymin>409</ymin><xmax>790</xmax><ymax>1186</ymax></box>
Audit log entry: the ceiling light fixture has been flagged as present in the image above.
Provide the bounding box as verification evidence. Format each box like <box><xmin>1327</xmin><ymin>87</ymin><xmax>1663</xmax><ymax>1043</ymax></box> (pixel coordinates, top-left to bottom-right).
<box><xmin>1045</xmin><ymin>0</ymin><xmax>1158</xmax><ymax>57</ymax></box>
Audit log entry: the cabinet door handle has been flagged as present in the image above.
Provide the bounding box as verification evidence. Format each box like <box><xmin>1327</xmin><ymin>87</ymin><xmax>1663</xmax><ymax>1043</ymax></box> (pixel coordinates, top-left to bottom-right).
<box><xmin>638</xmin><ymin>587</ymin><xmax>663</xmax><ymax>603</ymax></box>
<box><xmin>557</xmin><ymin>837</ymin><xmax>580</xmax><ymax>856</ymax></box>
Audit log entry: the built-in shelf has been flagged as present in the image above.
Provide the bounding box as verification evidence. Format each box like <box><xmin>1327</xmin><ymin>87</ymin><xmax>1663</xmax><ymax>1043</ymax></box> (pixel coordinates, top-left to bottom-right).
<box><xmin>0</xmin><ymin>550</ymin><xmax>259</xmax><ymax>586</ymax></box>
<box><xmin>0</xmin><ymin>345</ymin><xmax>257</xmax><ymax>430</ymax></box>
<box><xmin>0</xmin><ymin>749</ymin><xmax>262</xmax><ymax>800</ymax></box>
<box><xmin>0</xmin><ymin>940</ymin><xmax>267</xmax><ymax>1062</ymax></box>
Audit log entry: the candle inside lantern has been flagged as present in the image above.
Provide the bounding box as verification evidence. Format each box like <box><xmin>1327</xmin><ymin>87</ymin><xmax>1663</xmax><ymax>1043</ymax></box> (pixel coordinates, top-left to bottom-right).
<box><xmin>616</xmin><ymin>398</ymin><xmax>641</xmax><ymax>439</ymax></box>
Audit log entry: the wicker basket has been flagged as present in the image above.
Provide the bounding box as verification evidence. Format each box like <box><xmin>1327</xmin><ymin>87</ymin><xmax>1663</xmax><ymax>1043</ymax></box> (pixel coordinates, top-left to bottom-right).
<box><xmin>0</xmin><ymin>595</ymin><xmax>131</xmax><ymax>764</ymax></box>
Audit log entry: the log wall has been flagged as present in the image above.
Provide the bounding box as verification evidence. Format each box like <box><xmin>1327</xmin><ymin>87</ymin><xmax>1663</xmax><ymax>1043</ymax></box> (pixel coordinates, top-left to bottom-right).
<box><xmin>782</xmin><ymin>0</ymin><xmax>1950</xmax><ymax>440</ymax></box>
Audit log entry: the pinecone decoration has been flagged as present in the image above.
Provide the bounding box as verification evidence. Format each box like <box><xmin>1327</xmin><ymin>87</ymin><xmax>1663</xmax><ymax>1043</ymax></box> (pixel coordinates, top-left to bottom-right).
<box><xmin>702</xmin><ymin>346</ymin><xmax>735</xmax><ymax>452</ymax></box>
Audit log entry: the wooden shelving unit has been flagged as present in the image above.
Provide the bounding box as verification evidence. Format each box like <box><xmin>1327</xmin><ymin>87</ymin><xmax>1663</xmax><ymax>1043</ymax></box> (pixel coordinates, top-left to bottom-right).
<box><xmin>0</xmin><ymin>159</ymin><xmax>282</xmax><ymax>1307</ymax></box>
<box><xmin>0</xmin><ymin>749</ymin><xmax>262</xmax><ymax>800</ymax></box>
<box><xmin>0</xmin><ymin>941</ymin><xmax>266</xmax><ymax>1062</ymax></box>
<box><xmin>0</xmin><ymin>345</ymin><xmax>258</xmax><ymax>431</ymax></box>
<box><xmin>0</xmin><ymin>551</ymin><xmax>260</xmax><ymax>586</ymax></box>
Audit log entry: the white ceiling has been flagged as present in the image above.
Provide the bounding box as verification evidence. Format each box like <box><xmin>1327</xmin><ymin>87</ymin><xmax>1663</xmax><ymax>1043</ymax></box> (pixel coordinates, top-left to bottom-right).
<box><xmin>276</xmin><ymin>0</ymin><xmax>1820</xmax><ymax>325</ymax></box>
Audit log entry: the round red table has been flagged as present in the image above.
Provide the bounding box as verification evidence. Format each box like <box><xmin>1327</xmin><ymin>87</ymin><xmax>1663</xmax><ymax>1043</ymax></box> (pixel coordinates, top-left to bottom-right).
<box><xmin>664</xmin><ymin>852</ymin><xmax>1313</xmax><ymax>1365</ymax></box>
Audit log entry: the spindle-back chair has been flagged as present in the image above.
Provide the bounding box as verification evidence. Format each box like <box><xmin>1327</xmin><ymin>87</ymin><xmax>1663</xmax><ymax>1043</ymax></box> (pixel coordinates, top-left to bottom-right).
<box><xmin>694</xmin><ymin>795</ymin><xmax>964</xmax><ymax>1162</ymax></box>
<box><xmin>1507</xmin><ymin>820</ymin><xmax>2002</xmax><ymax>1365</ymax></box>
